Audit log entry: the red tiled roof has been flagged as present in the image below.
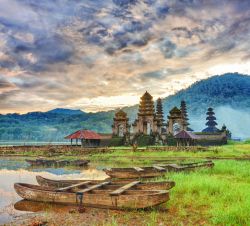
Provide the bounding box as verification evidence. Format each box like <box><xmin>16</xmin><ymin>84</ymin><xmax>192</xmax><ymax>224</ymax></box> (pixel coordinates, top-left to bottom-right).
<box><xmin>65</xmin><ymin>130</ymin><xmax>102</xmax><ymax>140</ymax></box>
<box><xmin>174</xmin><ymin>130</ymin><xmax>200</xmax><ymax>139</ymax></box>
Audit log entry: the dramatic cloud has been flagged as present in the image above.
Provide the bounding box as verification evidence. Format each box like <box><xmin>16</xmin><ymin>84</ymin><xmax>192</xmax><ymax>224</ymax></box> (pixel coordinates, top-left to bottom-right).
<box><xmin>0</xmin><ymin>76</ymin><xmax>15</xmax><ymax>90</ymax></box>
<box><xmin>0</xmin><ymin>0</ymin><xmax>250</xmax><ymax>113</ymax></box>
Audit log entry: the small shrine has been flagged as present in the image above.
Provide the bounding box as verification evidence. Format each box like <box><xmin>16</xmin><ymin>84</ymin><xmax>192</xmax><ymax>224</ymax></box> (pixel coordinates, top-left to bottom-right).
<box><xmin>112</xmin><ymin>110</ymin><xmax>129</xmax><ymax>137</ymax></box>
<box><xmin>167</xmin><ymin>107</ymin><xmax>187</xmax><ymax>134</ymax></box>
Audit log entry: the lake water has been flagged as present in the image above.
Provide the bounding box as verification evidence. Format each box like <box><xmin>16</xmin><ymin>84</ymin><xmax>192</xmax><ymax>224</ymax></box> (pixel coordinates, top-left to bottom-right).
<box><xmin>0</xmin><ymin>157</ymin><xmax>108</xmax><ymax>225</ymax></box>
<box><xmin>0</xmin><ymin>141</ymin><xmax>70</xmax><ymax>147</ymax></box>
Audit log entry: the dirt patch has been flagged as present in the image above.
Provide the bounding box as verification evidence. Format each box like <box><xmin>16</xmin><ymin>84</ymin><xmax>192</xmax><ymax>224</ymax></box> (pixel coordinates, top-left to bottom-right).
<box><xmin>9</xmin><ymin>203</ymin><xmax>209</xmax><ymax>226</ymax></box>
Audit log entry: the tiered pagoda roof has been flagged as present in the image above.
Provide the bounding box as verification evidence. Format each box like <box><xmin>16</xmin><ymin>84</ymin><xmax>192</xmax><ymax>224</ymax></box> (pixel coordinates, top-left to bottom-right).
<box><xmin>202</xmin><ymin>107</ymin><xmax>219</xmax><ymax>132</ymax></box>
<box><xmin>156</xmin><ymin>98</ymin><xmax>164</xmax><ymax>125</ymax></box>
<box><xmin>180</xmin><ymin>100</ymin><xmax>189</xmax><ymax>126</ymax></box>
<box><xmin>114</xmin><ymin>109</ymin><xmax>128</xmax><ymax>120</ymax></box>
<box><xmin>168</xmin><ymin>107</ymin><xmax>182</xmax><ymax>118</ymax></box>
<box><xmin>138</xmin><ymin>91</ymin><xmax>155</xmax><ymax>116</ymax></box>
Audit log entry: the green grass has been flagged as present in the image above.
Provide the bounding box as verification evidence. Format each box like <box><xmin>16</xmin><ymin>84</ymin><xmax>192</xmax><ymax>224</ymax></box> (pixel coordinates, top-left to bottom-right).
<box><xmin>90</xmin><ymin>143</ymin><xmax>250</xmax><ymax>163</ymax></box>
<box><xmin>154</xmin><ymin>160</ymin><xmax>250</xmax><ymax>225</ymax></box>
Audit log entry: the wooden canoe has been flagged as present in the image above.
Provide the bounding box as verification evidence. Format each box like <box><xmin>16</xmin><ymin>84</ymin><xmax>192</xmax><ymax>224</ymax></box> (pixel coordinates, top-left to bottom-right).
<box><xmin>25</xmin><ymin>159</ymin><xmax>55</xmax><ymax>166</ymax></box>
<box><xmin>26</xmin><ymin>159</ymin><xmax>89</xmax><ymax>167</ymax></box>
<box><xmin>163</xmin><ymin>160</ymin><xmax>214</xmax><ymax>172</ymax></box>
<box><xmin>36</xmin><ymin>176</ymin><xmax>175</xmax><ymax>190</ymax></box>
<box><xmin>14</xmin><ymin>200</ymin><xmax>72</xmax><ymax>213</ymax></box>
<box><xmin>103</xmin><ymin>161</ymin><xmax>214</xmax><ymax>178</ymax></box>
<box><xmin>103</xmin><ymin>166</ymin><xmax>167</xmax><ymax>179</ymax></box>
<box><xmin>14</xmin><ymin>182</ymin><xmax>169</xmax><ymax>209</ymax></box>
<box><xmin>179</xmin><ymin>160</ymin><xmax>213</xmax><ymax>166</ymax></box>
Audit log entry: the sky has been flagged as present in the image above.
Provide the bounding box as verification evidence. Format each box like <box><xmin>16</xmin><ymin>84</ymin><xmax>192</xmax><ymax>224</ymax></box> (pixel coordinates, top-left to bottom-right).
<box><xmin>0</xmin><ymin>0</ymin><xmax>250</xmax><ymax>114</ymax></box>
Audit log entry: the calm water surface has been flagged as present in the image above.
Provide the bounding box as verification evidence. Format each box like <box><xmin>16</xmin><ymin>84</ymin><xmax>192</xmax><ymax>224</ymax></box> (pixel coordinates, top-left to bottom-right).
<box><xmin>0</xmin><ymin>157</ymin><xmax>108</xmax><ymax>224</ymax></box>
<box><xmin>0</xmin><ymin>141</ymin><xmax>70</xmax><ymax>146</ymax></box>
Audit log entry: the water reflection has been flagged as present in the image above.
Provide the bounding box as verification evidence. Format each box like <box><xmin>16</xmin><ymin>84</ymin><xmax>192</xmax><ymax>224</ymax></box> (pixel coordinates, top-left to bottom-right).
<box><xmin>0</xmin><ymin>158</ymin><xmax>29</xmax><ymax>170</ymax></box>
<box><xmin>0</xmin><ymin>157</ymin><xmax>107</xmax><ymax>224</ymax></box>
<box><xmin>14</xmin><ymin>200</ymin><xmax>75</xmax><ymax>213</ymax></box>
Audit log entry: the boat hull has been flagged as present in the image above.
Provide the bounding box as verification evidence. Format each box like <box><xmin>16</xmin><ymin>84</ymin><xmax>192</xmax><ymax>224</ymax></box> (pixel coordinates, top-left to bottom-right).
<box><xmin>25</xmin><ymin>159</ymin><xmax>89</xmax><ymax>167</ymax></box>
<box><xmin>36</xmin><ymin>176</ymin><xmax>175</xmax><ymax>190</ymax></box>
<box><xmin>164</xmin><ymin>161</ymin><xmax>215</xmax><ymax>172</ymax></box>
<box><xmin>103</xmin><ymin>160</ymin><xmax>214</xmax><ymax>179</ymax></box>
<box><xmin>14</xmin><ymin>183</ymin><xmax>169</xmax><ymax>209</ymax></box>
<box><xmin>103</xmin><ymin>167</ymin><xmax>166</xmax><ymax>179</ymax></box>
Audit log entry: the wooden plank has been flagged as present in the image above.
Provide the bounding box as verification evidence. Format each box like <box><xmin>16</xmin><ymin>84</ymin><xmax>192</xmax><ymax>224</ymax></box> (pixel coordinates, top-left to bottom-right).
<box><xmin>133</xmin><ymin>167</ymin><xmax>144</xmax><ymax>172</ymax></box>
<box><xmin>153</xmin><ymin>165</ymin><xmax>166</xmax><ymax>171</ymax></box>
<box><xmin>157</xmin><ymin>164</ymin><xmax>167</xmax><ymax>167</ymax></box>
<box><xmin>56</xmin><ymin>181</ymin><xmax>91</xmax><ymax>191</ymax></box>
<box><xmin>167</xmin><ymin>164</ymin><xmax>184</xmax><ymax>169</ymax></box>
<box><xmin>167</xmin><ymin>164</ymin><xmax>178</xmax><ymax>168</ymax></box>
<box><xmin>180</xmin><ymin>160</ymin><xmax>212</xmax><ymax>166</ymax></box>
<box><xmin>110</xmin><ymin>181</ymin><xmax>140</xmax><ymax>196</ymax></box>
<box><xmin>77</xmin><ymin>181</ymin><xmax>110</xmax><ymax>193</ymax></box>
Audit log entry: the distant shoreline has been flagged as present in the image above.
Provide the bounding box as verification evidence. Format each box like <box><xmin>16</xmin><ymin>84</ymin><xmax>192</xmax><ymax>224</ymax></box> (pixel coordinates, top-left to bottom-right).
<box><xmin>0</xmin><ymin>141</ymin><xmax>70</xmax><ymax>147</ymax></box>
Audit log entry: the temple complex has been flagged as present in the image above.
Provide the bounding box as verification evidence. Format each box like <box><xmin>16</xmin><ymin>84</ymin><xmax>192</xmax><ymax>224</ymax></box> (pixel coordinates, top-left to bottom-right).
<box><xmin>109</xmin><ymin>91</ymin><xmax>228</xmax><ymax>146</ymax></box>
<box><xmin>66</xmin><ymin>91</ymin><xmax>228</xmax><ymax>147</ymax></box>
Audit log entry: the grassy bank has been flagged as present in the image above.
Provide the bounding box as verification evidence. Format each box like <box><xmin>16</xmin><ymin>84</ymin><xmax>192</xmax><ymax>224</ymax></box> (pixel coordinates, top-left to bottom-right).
<box><xmin>166</xmin><ymin>160</ymin><xmax>250</xmax><ymax>225</ymax></box>
<box><xmin>89</xmin><ymin>142</ymin><xmax>250</xmax><ymax>164</ymax></box>
<box><xmin>1</xmin><ymin>141</ymin><xmax>249</xmax><ymax>160</ymax></box>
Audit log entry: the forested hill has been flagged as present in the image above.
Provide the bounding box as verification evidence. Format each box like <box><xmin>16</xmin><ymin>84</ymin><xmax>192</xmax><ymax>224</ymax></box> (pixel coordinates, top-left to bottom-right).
<box><xmin>161</xmin><ymin>73</ymin><xmax>250</xmax><ymax>116</ymax></box>
<box><xmin>160</xmin><ymin>73</ymin><xmax>250</xmax><ymax>138</ymax></box>
<box><xmin>0</xmin><ymin>73</ymin><xmax>249</xmax><ymax>141</ymax></box>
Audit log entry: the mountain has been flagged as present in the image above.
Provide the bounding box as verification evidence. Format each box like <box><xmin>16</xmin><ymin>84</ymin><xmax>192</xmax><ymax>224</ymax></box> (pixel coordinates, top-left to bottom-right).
<box><xmin>47</xmin><ymin>108</ymin><xmax>85</xmax><ymax>115</ymax></box>
<box><xmin>0</xmin><ymin>110</ymin><xmax>115</xmax><ymax>141</ymax></box>
<box><xmin>0</xmin><ymin>73</ymin><xmax>249</xmax><ymax>141</ymax></box>
<box><xmin>161</xmin><ymin>73</ymin><xmax>250</xmax><ymax>115</ymax></box>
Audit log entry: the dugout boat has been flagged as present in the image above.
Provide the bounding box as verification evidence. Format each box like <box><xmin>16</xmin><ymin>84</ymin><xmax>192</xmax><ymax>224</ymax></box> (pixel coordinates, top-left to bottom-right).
<box><xmin>162</xmin><ymin>160</ymin><xmax>214</xmax><ymax>172</ymax></box>
<box><xmin>103</xmin><ymin>165</ymin><xmax>167</xmax><ymax>179</ymax></box>
<box><xmin>36</xmin><ymin>175</ymin><xmax>175</xmax><ymax>190</ymax></box>
<box><xmin>14</xmin><ymin>181</ymin><xmax>170</xmax><ymax>209</ymax></box>
<box><xmin>103</xmin><ymin>160</ymin><xmax>214</xmax><ymax>179</ymax></box>
<box><xmin>25</xmin><ymin>159</ymin><xmax>89</xmax><ymax>167</ymax></box>
<box><xmin>179</xmin><ymin>160</ymin><xmax>214</xmax><ymax>167</ymax></box>
<box><xmin>14</xmin><ymin>200</ymin><xmax>71</xmax><ymax>213</ymax></box>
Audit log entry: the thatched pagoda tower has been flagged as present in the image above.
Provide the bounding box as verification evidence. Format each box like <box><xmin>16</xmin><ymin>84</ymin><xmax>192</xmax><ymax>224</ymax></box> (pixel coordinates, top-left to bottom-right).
<box><xmin>156</xmin><ymin>98</ymin><xmax>164</xmax><ymax>125</ymax></box>
<box><xmin>138</xmin><ymin>91</ymin><xmax>155</xmax><ymax>116</ymax></box>
<box><xmin>202</xmin><ymin>107</ymin><xmax>219</xmax><ymax>133</ymax></box>
<box><xmin>133</xmin><ymin>91</ymin><xmax>160</xmax><ymax>135</ymax></box>
<box><xmin>180</xmin><ymin>100</ymin><xmax>193</xmax><ymax>131</ymax></box>
<box><xmin>180</xmin><ymin>100</ymin><xmax>189</xmax><ymax>127</ymax></box>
